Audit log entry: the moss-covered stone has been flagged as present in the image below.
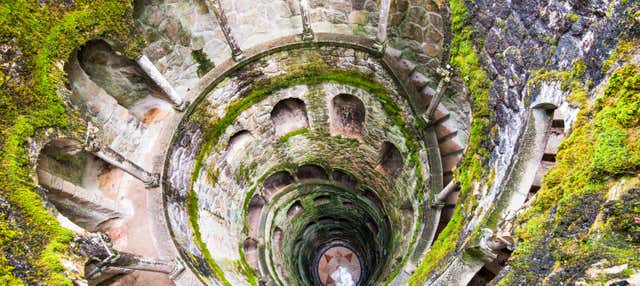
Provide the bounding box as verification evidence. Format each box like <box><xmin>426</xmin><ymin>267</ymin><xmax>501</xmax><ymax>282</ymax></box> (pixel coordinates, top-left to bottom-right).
<box><xmin>500</xmin><ymin>63</ymin><xmax>640</xmax><ymax>285</ymax></box>
<box><xmin>0</xmin><ymin>0</ymin><xmax>141</xmax><ymax>283</ymax></box>
<box><xmin>408</xmin><ymin>0</ymin><xmax>494</xmax><ymax>283</ymax></box>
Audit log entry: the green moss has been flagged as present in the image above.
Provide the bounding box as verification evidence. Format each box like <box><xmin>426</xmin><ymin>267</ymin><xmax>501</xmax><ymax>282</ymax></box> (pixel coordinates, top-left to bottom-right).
<box><xmin>529</xmin><ymin>59</ymin><xmax>588</xmax><ymax>107</ymax></box>
<box><xmin>235</xmin><ymin>246</ymin><xmax>258</xmax><ymax>286</ymax></box>
<box><xmin>191</xmin><ymin>49</ymin><xmax>215</xmax><ymax>77</ymax></box>
<box><xmin>566</xmin><ymin>13</ymin><xmax>580</xmax><ymax>23</ymax></box>
<box><xmin>408</xmin><ymin>0</ymin><xmax>493</xmax><ymax>283</ymax></box>
<box><xmin>185</xmin><ymin>186</ymin><xmax>231</xmax><ymax>285</ymax></box>
<box><xmin>0</xmin><ymin>0</ymin><xmax>140</xmax><ymax>283</ymax></box>
<box><xmin>501</xmin><ymin>64</ymin><xmax>640</xmax><ymax>285</ymax></box>
<box><xmin>277</xmin><ymin>128</ymin><xmax>309</xmax><ymax>143</ymax></box>
<box><xmin>191</xmin><ymin>66</ymin><xmax>418</xmax><ymax>183</ymax></box>
<box><xmin>351</xmin><ymin>24</ymin><xmax>369</xmax><ymax>36</ymax></box>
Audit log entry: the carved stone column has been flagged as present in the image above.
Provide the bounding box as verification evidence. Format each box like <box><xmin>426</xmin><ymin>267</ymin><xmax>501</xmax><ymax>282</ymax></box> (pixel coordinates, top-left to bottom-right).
<box><xmin>425</xmin><ymin>66</ymin><xmax>452</xmax><ymax>122</ymax></box>
<box><xmin>299</xmin><ymin>0</ymin><xmax>314</xmax><ymax>41</ymax></box>
<box><xmin>135</xmin><ymin>54</ymin><xmax>188</xmax><ymax>111</ymax></box>
<box><xmin>374</xmin><ymin>0</ymin><xmax>391</xmax><ymax>52</ymax></box>
<box><xmin>206</xmin><ymin>0</ymin><xmax>244</xmax><ymax>61</ymax></box>
<box><xmin>76</xmin><ymin>233</ymin><xmax>184</xmax><ymax>284</ymax></box>
<box><xmin>435</xmin><ymin>180</ymin><xmax>458</xmax><ymax>204</ymax></box>
<box><xmin>84</xmin><ymin>133</ymin><xmax>159</xmax><ymax>188</ymax></box>
<box><xmin>37</xmin><ymin>169</ymin><xmax>122</xmax><ymax>231</ymax></box>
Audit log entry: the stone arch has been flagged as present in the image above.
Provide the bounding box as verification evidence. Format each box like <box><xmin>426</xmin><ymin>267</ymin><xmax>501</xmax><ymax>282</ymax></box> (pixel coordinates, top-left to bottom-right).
<box><xmin>36</xmin><ymin>139</ymin><xmax>123</xmax><ymax>232</ymax></box>
<box><xmin>364</xmin><ymin>188</ymin><xmax>383</xmax><ymax>212</ymax></box>
<box><xmin>75</xmin><ymin>40</ymin><xmax>171</xmax><ymax>125</ymax></box>
<box><xmin>330</xmin><ymin>93</ymin><xmax>366</xmax><ymax>139</ymax></box>
<box><xmin>375</xmin><ymin>141</ymin><xmax>403</xmax><ymax>178</ymax></box>
<box><xmin>287</xmin><ymin>201</ymin><xmax>304</xmax><ymax>220</ymax></box>
<box><xmin>270</xmin><ymin>98</ymin><xmax>309</xmax><ymax>138</ymax></box>
<box><xmin>263</xmin><ymin>171</ymin><xmax>295</xmax><ymax>198</ymax></box>
<box><xmin>243</xmin><ymin>237</ymin><xmax>260</xmax><ymax>271</ymax></box>
<box><xmin>247</xmin><ymin>194</ymin><xmax>265</xmax><ymax>237</ymax></box>
<box><xmin>226</xmin><ymin>130</ymin><xmax>253</xmax><ymax>163</ymax></box>
<box><xmin>296</xmin><ymin>164</ymin><xmax>328</xmax><ymax>180</ymax></box>
<box><xmin>532</xmin><ymin>102</ymin><xmax>558</xmax><ymax>110</ymax></box>
<box><xmin>332</xmin><ymin>170</ymin><xmax>358</xmax><ymax>191</ymax></box>
<box><xmin>313</xmin><ymin>195</ymin><xmax>331</xmax><ymax>205</ymax></box>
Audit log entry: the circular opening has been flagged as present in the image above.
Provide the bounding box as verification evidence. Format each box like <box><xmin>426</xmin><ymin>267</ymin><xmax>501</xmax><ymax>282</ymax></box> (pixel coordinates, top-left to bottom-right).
<box><xmin>267</xmin><ymin>183</ymin><xmax>390</xmax><ymax>286</ymax></box>
<box><xmin>315</xmin><ymin>244</ymin><xmax>363</xmax><ymax>286</ymax></box>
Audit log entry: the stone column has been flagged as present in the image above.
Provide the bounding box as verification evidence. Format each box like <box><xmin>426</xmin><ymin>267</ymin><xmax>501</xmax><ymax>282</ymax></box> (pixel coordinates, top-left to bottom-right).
<box><xmin>486</xmin><ymin>233</ymin><xmax>515</xmax><ymax>251</ymax></box>
<box><xmin>66</xmin><ymin>53</ymin><xmax>145</xmax><ymax>143</ymax></box>
<box><xmin>37</xmin><ymin>169</ymin><xmax>122</xmax><ymax>230</ymax></box>
<box><xmin>77</xmin><ymin>233</ymin><xmax>185</xmax><ymax>284</ymax></box>
<box><xmin>435</xmin><ymin>180</ymin><xmax>458</xmax><ymax>203</ymax></box>
<box><xmin>425</xmin><ymin>66</ymin><xmax>451</xmax><ymax>121</ymax></box>
<box><xmin>374</xmin><ymin>0</ymin><xmax>391</xmax><ymax>52</ymax></box>
<box><xmin>206</xmin><ymin>0</ymin><xmax>244</xmax><ymax>61</ymax></box>
<box><xmin>135</xmin><ymin>54</ymin><xmax>188</xmax><ymax>111</ymax></box>
<box><xmin>299</xmin><ymin>0</ymin><xmax>314</xmax><ymax>41</ymax></box>
<box><xmin>85</xmin><ymin>136</ymin><xmax>159</xmax><ymax>188</ymax></box>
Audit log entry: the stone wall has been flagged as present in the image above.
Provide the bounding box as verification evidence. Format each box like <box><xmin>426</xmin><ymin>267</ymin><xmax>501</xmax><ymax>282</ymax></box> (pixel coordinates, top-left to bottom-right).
<box><xmin>164</xmin><ymin>46</ymin><xmax>434</xmax><ymax>285</ymax></box>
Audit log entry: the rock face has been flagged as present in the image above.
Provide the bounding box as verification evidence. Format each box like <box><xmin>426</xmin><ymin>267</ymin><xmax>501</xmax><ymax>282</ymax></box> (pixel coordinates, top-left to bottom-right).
<box><xmin>2</xmin><ymin>0</ymin><xmax>639</xmax><ymax>285</ymax></box>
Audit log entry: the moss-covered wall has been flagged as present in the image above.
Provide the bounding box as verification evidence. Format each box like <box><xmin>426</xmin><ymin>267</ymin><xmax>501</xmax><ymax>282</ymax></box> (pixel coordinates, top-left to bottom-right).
<box><xmin>408</xmin><ymin>0</ymin><xmax>493</xmax><ymax>282</ymax></box>
<box><xmin>408</xmin><ymin>0</ymin><xmax>640</xmax><ymax>284</ymax></box>
<box><xmin>501</xmin><ymin>54</ymin><xmax>640</xmax><ymax>285</ymax></box>
<box><xmin>0</xmin><ymin>1</ymin><xmax>142</xmax><ymax>284</ymax></box>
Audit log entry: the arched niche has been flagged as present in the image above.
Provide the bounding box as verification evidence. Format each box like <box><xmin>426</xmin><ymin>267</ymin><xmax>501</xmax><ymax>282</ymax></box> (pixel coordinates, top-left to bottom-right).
<box><xmin>76</xmin><ymin>40</ymin><xmax>170</xmax><ymax>124</ymax></box>
<box><xmin>226</xmin><ymin>130</ymin><xmax>253</xmax><ymax>163</ymax></box>
<box><xmin>313</xmin><ymin>195</ymin><xmax>331</xmax><ymax>206</ymax></box>
<box><xmin>263</xmin><ymin>171</ymin><xmax>295</xmax><ymax>198</ymax></box>
<box><xmin>364</xmin><ymin>188</ymin><xmax>383</xmax><ymax>212</ymax></box>
<box><xmin>287</xmin><ymin>201</ymin><xmax>304</xmax><ymax>220</ymax></box>
<box><xmin>296</xmin><ymin>164</ymin><xmax>328</xmax><ymax>181</ymax></box>
<box><xmin>330</xmin><ymin>94</ymin><xmax>366</xmax><ymax>139</ymax></box>
<box><xmin>270</xmin><ymin>98</ymin><xmax>309</xmax><ymax>138</ymax></box>
<box><xmin>243</xmin><ymin>238</ymin><xmax>260</xmax><ymax>271</ymax></box>
<box><xmin>332</xmin><ymin>170</ymin><xmax>358</xmax><ymax>191</ymax></box>
<box><xmin>36</xmin><ymin>139</ymin><xmax>123</xmax><ymax>232</ymax></box>
<box><xmin>375</xmin><ymin>141</ymin><xmax>403</xmax><ymax>179</ymax></box>
<box><xmin>273</xmin><ymin>227</ymin><xmax>284</xmax><ymax>253</ymax></box>
<box><xmin>247</xmin><ymin>194</ymin><xmax>265</xmax><ymax>237</ymax></box>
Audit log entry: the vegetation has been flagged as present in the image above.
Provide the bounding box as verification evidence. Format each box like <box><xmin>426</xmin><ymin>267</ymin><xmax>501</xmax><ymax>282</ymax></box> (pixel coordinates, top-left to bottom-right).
<box><xmin>191</xmin><ymin>49</ymin><xmax>215</xmax><ymax>77</ymax></box>
<box><xmin>501</xmin><ymin>63</ymin><xmax>640</xmax><ymax>284</ymax></box>
<box><xmin>277</xmin><ymin>128</ymin><xmax>309</xmax><ymax>143</ymax></box>
<box><xmin>567</xmin><ymin>13</ymin><xmax>580</xmax><ymax>23</ymax></box>
<box><xmin>408</xmin><ymin>0</ymin><xmax>494</xmax><ymax>283</ymax></box>
<box><xmin>185</xmin><ymin>184</ymin><xmax>232</xmax><ymax>286</ymax></box>
<box><xmin>0</xmin><ymin>1</ymin><xmax>141</xmax><ymax>284</ymax></box>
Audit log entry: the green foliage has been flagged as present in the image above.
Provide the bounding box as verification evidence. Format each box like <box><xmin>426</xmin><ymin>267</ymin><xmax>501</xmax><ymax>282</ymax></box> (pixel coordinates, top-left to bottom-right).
<box><xmin>0</xmin><ymin>0</ymin><xmax>140</xmax><ymax>283</ymax></box>
<box><xmin>501</xmin><ymin>64</ymin><xmax>640</xmax><ymax>284</ymax></box>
